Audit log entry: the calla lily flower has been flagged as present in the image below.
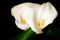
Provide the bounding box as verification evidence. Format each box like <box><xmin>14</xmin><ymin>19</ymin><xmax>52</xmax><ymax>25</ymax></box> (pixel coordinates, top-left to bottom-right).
<box><xmin>11</xmin><ymin>2</ymin><xmax>58</xmax><ymax>34</ymax></box>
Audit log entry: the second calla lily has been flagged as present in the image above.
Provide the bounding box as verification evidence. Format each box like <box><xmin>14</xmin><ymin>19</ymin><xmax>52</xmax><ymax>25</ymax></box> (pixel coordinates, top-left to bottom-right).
<box><xmin>11</xmin><ymin>2</ymin><xmax>58</xmax><ymax>34</ymax></box>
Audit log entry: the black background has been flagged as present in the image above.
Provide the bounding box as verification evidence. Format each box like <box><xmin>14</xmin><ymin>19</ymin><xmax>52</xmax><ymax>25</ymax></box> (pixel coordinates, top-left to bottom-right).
<box><xmin>1</xmin><ymin>0</ymin><xmax>60</xmax><ymax>40</ymax></box>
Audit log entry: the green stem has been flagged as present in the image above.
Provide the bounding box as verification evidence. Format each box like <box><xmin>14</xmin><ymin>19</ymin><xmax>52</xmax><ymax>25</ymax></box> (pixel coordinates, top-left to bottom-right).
<box><xmin>12</xmin><ymin>28</ymin><xmax>35</xmax><ymax>40</ymax></box>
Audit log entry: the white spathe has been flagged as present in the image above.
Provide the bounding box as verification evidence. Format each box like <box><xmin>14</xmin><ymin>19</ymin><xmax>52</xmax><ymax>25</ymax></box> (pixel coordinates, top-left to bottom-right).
<box><xmin>11</xmin><ymin>2</ymin><xmax>58</xmax><ymax>34</ymax></box>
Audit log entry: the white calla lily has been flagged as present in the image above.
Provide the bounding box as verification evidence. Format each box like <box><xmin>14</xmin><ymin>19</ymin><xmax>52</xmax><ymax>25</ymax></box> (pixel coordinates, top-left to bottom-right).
<box><xmin>11</xmin><ymin>2</ymin><xmax>58</xmax><ymax>34</ymax></box>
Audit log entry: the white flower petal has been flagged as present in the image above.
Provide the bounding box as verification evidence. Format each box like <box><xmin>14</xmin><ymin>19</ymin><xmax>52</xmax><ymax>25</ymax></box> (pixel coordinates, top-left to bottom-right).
<box><xmin>15</xmin><ymin>20</ymin><xmax>30</xmax><ymax>30</ymax></box>
<box><xmin>11</xmin><ymin>2</ymin><xmax>40</xmax><ymax>22</ymax></box>
<box><xmin>11</xmin><ymin>4</ymin><xmax>23</xmax><ymax>21</ymax></box>
<box><xmin>35</xmin><ymin>3</ymin><xmax>46</xmax><ymax>23</ymax></box>
<box><xmin>40</xmin><ymin>2</ymin><xmax>58</xmax><ymax>29</ymax></box>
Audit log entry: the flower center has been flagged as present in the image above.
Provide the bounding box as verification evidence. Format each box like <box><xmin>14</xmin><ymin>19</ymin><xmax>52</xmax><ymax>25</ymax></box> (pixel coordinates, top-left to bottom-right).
<box><xmin>37</xmin><ymin>19</ymin><xmax>45</xmax><ymax>30</ymax></box>
<box><xmin>20</xmin><ymin>17</ymin><xmax>26</xmax><ymax>24</ymax></box>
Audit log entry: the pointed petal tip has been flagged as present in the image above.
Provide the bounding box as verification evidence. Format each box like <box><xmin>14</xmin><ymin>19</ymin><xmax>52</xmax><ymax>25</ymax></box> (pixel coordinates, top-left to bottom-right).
<box><xmin>36</xmin><ymin>31</ymin><xmax>43</xmax><ymax>34</ymax></box>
